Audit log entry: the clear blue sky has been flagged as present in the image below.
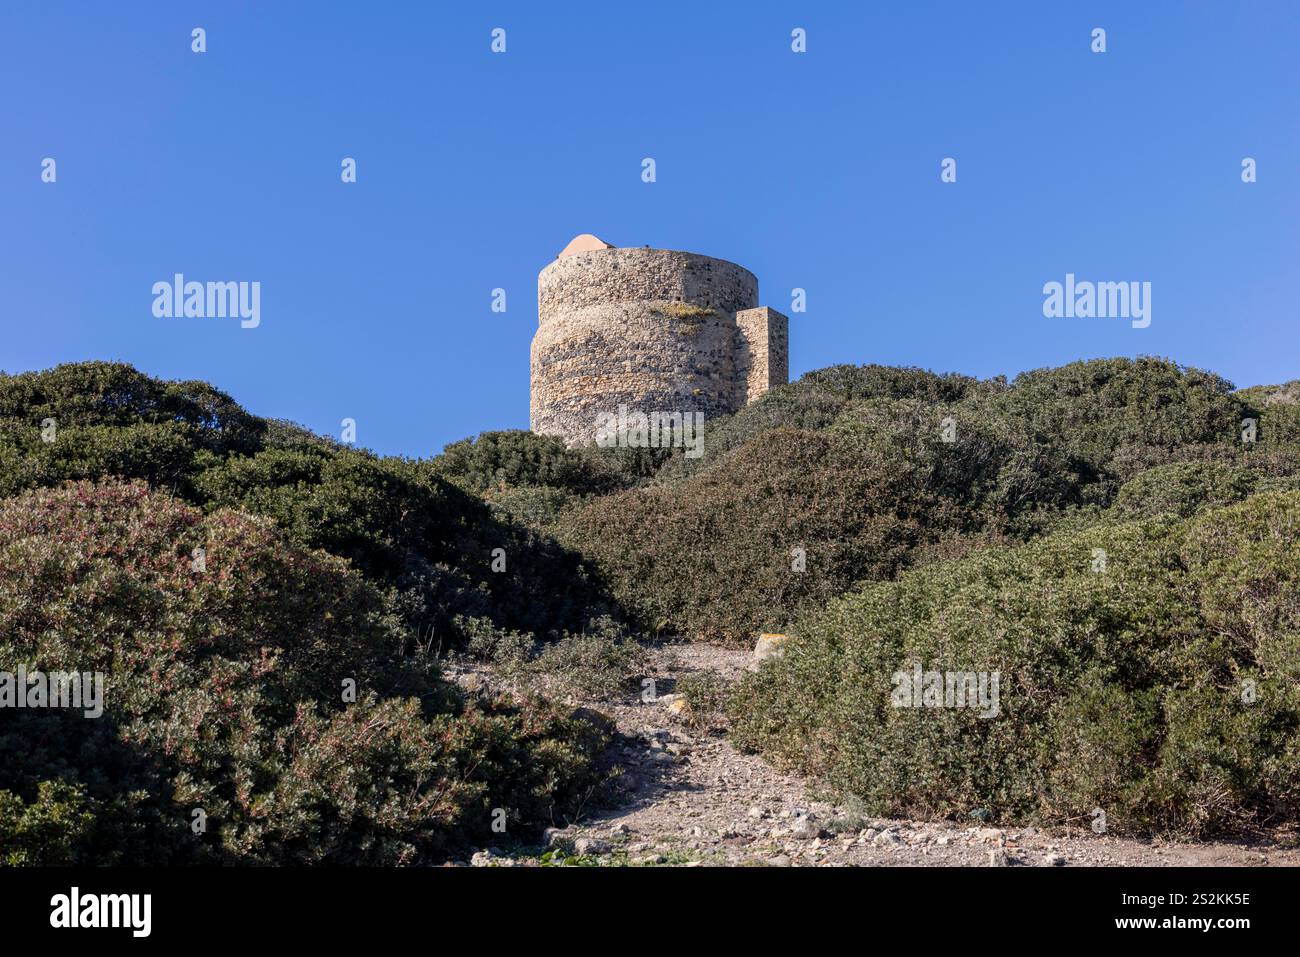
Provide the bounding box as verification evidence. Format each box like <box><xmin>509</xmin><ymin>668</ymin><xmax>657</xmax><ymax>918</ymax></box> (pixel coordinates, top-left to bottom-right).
<box><xmin>3</xmin><ymin>2</ymin><xmax>1297</xmax><ymax>457</ymax></box>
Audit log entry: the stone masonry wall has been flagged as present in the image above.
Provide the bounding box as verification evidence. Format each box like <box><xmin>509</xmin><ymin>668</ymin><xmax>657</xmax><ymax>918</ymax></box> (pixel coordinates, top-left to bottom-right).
<box><xmin>531</xmin><ymin>245</ymin><xmax>788</xmax><ymax>447</ymax></box>
<box><xmin>734</xmin><ymin>306</ymin><xmax>790</xmax><ymax>407</ymax></box>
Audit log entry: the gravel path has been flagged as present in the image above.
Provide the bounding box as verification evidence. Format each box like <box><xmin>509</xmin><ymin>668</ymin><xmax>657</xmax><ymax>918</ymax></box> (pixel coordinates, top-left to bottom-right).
<box><xmin>459</xmin><ymin>642</ymin><xmax>1300</xmax><ymax>867</ymax></box>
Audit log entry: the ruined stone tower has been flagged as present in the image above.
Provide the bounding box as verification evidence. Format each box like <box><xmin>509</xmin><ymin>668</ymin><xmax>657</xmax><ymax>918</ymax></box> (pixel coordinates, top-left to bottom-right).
<box><xmin>530</xmin><ymin>234</ymin><xmax>789</xmax><ymax>447</ymax></box>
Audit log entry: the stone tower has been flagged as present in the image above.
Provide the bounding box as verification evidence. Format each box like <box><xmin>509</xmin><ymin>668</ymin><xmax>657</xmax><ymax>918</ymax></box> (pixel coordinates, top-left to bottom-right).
<box><xmin>530</xmin><ymin>235</ymin><xmax>789</xmax><ymax>447</ymax></box>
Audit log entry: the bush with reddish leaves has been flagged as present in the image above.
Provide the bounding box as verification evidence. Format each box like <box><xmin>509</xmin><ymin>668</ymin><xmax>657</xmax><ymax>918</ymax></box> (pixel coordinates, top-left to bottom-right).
<box><xmin>0</xmin><ymin>480</ymin><xmax>610</xmax><ymax>864</ymax></box>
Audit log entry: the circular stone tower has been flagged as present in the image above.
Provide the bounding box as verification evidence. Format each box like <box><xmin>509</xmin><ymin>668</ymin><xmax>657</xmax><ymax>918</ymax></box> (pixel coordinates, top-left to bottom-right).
<box><xmin>531</xmin><ymin>235</ymin><xmax>786</xmax><ymax>448</ymax></box>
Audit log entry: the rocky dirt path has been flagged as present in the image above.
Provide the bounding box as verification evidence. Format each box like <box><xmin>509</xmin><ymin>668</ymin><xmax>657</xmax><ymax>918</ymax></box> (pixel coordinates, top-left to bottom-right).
<box><xmin>455</xmin><ymin>642</ymin><xmax>1300</xmax><ymax>867</ymax></box>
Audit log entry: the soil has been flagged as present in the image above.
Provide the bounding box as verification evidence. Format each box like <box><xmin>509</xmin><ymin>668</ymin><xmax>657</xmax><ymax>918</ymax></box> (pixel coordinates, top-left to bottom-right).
<box><xmin>449</xmin><ymin>642</ymin><xmax>1300</xmax><ymax>868</ymax></box>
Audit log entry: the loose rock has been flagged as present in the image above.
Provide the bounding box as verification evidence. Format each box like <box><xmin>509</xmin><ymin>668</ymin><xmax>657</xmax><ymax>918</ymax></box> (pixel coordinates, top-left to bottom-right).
<box><xmin>789</xmin><ymin>816</ymin><xmax>820</xmax><ymax>840</ymax></box>
<box><xmin>753</xmin><ymin>633</ymin><xmax>791</xmax><ymax>662</ymax></box>
<box><xmin>574</xmin><ymin>837</ymin><xmax>610</xmax><ymax>856</ymax></box>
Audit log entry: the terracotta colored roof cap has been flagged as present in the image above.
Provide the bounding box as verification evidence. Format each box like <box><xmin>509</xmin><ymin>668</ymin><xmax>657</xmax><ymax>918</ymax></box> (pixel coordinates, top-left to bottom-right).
<box><xmin>558</xmin><ymin>233</ymin><xmax>615</xmax><ymax>258</ymax></box>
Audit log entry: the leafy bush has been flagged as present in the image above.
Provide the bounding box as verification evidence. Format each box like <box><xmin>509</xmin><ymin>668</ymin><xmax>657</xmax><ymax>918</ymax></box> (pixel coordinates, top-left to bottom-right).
<box><xmin>0</xmin><ymin>781</ymin><xmax>97</xmax><ymax>865</ymax></box>
<box><xmin>7</xmin><ymin>356</ymin><xmax>1300</xmax><ymax>853</ymax></box>
<box><xmin>0</xmin><ymin>360</ymin><xmax>265</xmax><ymax>454</ymax></box>
<box><xmin>483</xmin><ymin>484</ymin><xmax>577</xmax><ymax>531</ymax></box>
<box><xmin>653</xmin><ymin>365</ymin><xmax>991</xmax><ymax>484</ymax></box>
<box><xmin>729</xmin><ymin>491</ymin><xmax>1300</xmax><ymax>837</ymax></box>
<box><xmin>565</xmin><ymin>399</ymin><xmax>1084</xmax><ymax>642</ymax></box>
<box><xmin>1256</xmin><ymin>389</ymin><xmax>1300</xmax><ymax>448</ymax></box>
<box><xmin>562</xmin><ymin>357</ymin><xmax>1298</xmax><ymax>643</ymax></box>
<box><xmin>565</xmin><ymin>427</ymin><xmax>951</xmax><ymax>642</ymax></box>
<box><xmin>432</xmin><ymin>430</ymin><xmax>613</xmax><ymax>496</ymax></box>
<box><xmin>675</xmin><ymin>672</ymin><xmax>729</xmax><ymax>731</ymax></box>
<box><xmin>651</xmin><ymin>383</ymin><xmax>852</xmax><ymax>483</ymax></box>
<box><xmin>0</xmin><ymin>363</ymin><xmax>619</xmax><ymax>647</ymax></box>
<box><xmin>1109</xmin><ymin>462</ymin><xmax>1263</xmax><ymax>521</ymax></box>
<box><xmin>0</xmin><ymin>480</ymin><xmax>611</xmax><ymax>864</ymax></box>
<box><xmin>829</xmin><ymin>396</ymin><xmax>1090</xmax><ymax>532</ymax></box>
<box><xmin>471</xmin><ymin>616</ymin><xmax>648</xmax><ymax>701</ymax></box>
<box><xmin>970</xmin><ymin>357</ymin><xmax>1246</xmax><ymax>491</ymax></box>
<box><xmin>527</xmin><ymin>617</ymin><xmax>647</xmax><ymax>697</ymax></box>
<box><xmin>797</xmin><ymin>363</ymin><xmax>989</xmax><ymax>404</ymax></box>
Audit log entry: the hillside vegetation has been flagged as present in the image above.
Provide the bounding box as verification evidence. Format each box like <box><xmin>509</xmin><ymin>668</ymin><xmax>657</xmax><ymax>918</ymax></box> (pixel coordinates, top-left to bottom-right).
<box><xmin>443</xmin><ymin>357</ymin><xmax>1300</xmax><ymax>838</ymax></box>
<box><xmin>0</xmin><ymin>481</ymin><xmax>609</xmax><ymax>863</ymax></box>
<box><xmin>730</xmin><ymin>492</ymin><xmax>1300</xmax><ymax>836</ymax></box>
<box><xmin>2</xmin><ymin>356</ymin><xmax>1299</xmax><ymax>851</ymax></box>
<box><xmin>0</xmin><ymin>362</ymin><xmax>616</xmax><ymax>647</ymax></box>
<box><xmin>555</xmin><ymin>358</ymin><xmax>1299</xmax><ymax>642</ymax></box>
<box><xmin>0</xmin><ymin>363</ymin><xmax>618</xmax><ymax>863</ymax></box>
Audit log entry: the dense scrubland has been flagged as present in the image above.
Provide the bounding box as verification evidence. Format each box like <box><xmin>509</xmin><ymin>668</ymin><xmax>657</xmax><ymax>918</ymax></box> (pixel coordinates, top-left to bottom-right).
<box><xmin>3</xmin><ymin>357</ymin><xmax>1298</xmax><ymax>862</ymax></box>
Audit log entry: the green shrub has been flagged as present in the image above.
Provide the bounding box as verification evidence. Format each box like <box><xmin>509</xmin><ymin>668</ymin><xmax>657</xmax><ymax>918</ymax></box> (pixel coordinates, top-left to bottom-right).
<box><xmin>652</xmin><ymin>383</ymin><xmax>853</xmax><ymax>483</ymax></box>
<box><xmin>564</xmin><ymin>357</ymin><xmax>1295</xmax><ymax>645</ymax></box>
<box><xmin>431</xmin><ymin>429</ymin><xmax>674</xmax><ymax>501</ymax></box>
<box><xmin>1109</xmin><ymin>462</ymin><xmax>1263</xmax><ymax>521</ymax></box>
<box><xmin>192</xmin><ymin>441</ymin><xmax>620</xmax><ymax>647</ymax></box>
<box><xmin>8</xmin><ymin>357</ymin><xmax>1300</xmax><ymax>852</ymax></box>
<box><xmin>0</xmin><ymin>781</ymin><xmax>97</xmax><ymax>865</ymax></box>
<box><xmin>971</xmin><ymin>357</ymin><xmax>1247</xmax><ymax>490</ymax></box>
<box><xmin>484</xmin><ymin>485</ymin><xmax>580</xmax><ymax>532</ymax></box>
<box><xmin>0</xmin><ymin>363</ymin><xmax>620</xmax><ymax>647</ymax></box>
<box><xmin>565</xmin><ymin>399</ymin><xmax>1086</xmax><ymax>642</ymax></box>
<box><xmin>676</xmin><ymin>672</ymin><xmax>729</xmax><ymax>730</ymax></box>
<box><xmin>489</xmin><ymin>617</ymin><xmax>648</xmax><ymax>700</ymax></box>
<box><xmin>432</xmin><ymin>430</ymin><xmax>613</xmax><ymax>496</ymax></box>
<box><xmin>829</xmin><ymin>396</ymin><xmax>1090</xmax><ymax>531</ymax></box>
<box><xmin>797</xmin><ymin>363</ymin><xmax>989</xmax><ymax>404</ymax></box>
<box><xmin>0</xmin><ymin>360</ymin><xmax>264</xmax><ymax>454</ymax></box>
<box><xmin>729</xmin><ymin>491</ymin><xmax>1300</xmax><ymax>837</ymax></box>
<box><xmin>564</xmin><ymin>427</ymin><xmax>949</xmax><ymax>642</ymax></box>
<box><xmin>653</xmin><ymin>365</ymin><xmax>990</xmax><ymax>484</ymax></box>
<box><xmin>0</xmin><ymin>480</ymin><xmax>611</xmax><ymax>864</ymax></box>
<box><xmin>1258</xmin><ymin>395</ymin><xmax>1300</xmax><ymax>448</ymax></box>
